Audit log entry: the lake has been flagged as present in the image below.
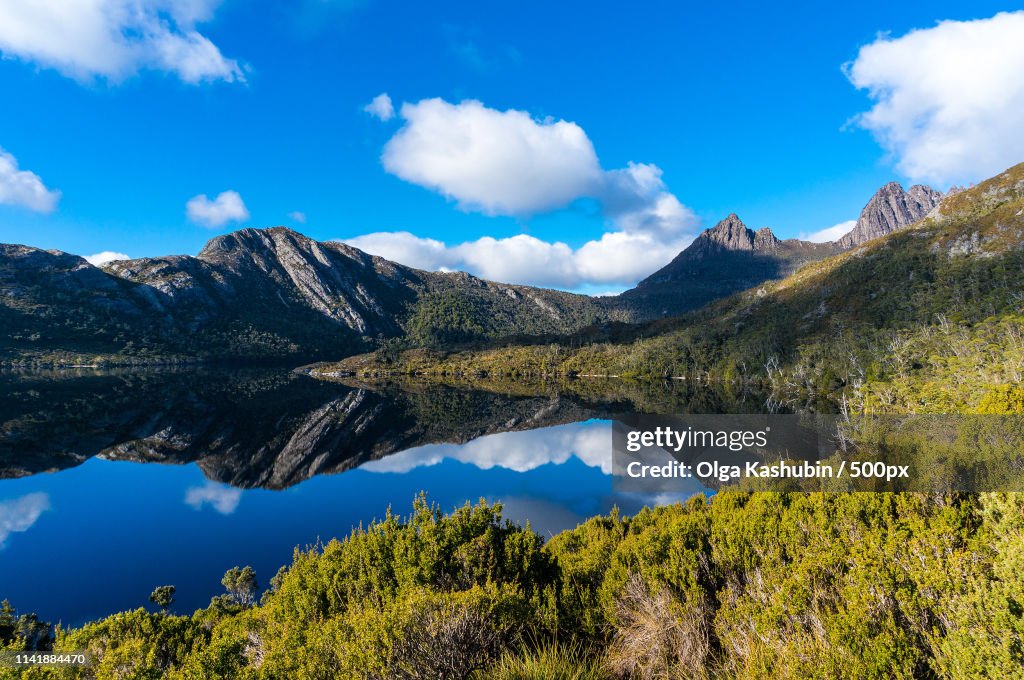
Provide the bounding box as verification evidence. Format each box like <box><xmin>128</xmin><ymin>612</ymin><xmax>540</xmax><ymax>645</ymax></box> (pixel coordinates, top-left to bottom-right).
<box><xmin>0</xmin><ymin>368</ymin><xmax>759</xmax><ymax>626</ymax></box>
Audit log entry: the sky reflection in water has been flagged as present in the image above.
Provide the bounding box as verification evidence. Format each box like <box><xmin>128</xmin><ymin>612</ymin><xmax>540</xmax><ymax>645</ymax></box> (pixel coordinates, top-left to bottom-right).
<box><xmin>0</xmin><ymin>420</ymin><xmax>706</xmax><ymax>626</ymax></box>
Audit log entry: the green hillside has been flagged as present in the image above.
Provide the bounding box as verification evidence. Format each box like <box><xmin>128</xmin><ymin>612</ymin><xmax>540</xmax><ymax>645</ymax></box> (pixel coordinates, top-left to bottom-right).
<box><xmin>327</xmin><ymin>162</ymin><xmax>1024</xmax><ymax>414</ymax></box>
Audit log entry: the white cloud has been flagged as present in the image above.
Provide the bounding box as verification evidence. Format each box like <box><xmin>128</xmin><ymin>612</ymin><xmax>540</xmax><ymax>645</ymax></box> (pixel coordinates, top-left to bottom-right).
<box><xmin>382</xmin><ymin>98</ymin><xmax>605</xmax><ymax>216</ymax></box>
<box><xmin>185</xmin><ymin>481</ymin><xmax>241</xmax><ymax>515</ymax></box>
<box><xmin>343</xmin><ymin>229</ymin><xmax>693</xmax><ymax>289</ymax></box>
<box><xmin>846</xmin><ymin>11</ymin><xmax>1024</xmax><ymax>185</ymax></box>
<box><xmin>85</xmin><ymin>251</ymin><xmax>131</xmax><ymax>266</ymax></box>
<box><xmin>601</xmin><ymin>162</ymin><xmax>696</xmax><ymax>238</ymax></box>
<box><xmin>364</xmin><ymin>93</ymin><xmax>394</xmax><ymax>121</ymax></box>
<box><xmin>0</xmin><ymin>492</ymin><xmax>50</xmax><ymax>548</ymax></box>
<box><xmin>452</xmin><ymin>235</ymin><xmax>578</xmax><ymax>287</ymax></box>
<box><xmin>800</xmin><ymin>219</ymin><xmax>856</xmax><ymax>243</ymax></box>
<box><xmin>0</xmin><ymin>147</ymin><xmax>61</xmax><ymax>213</ymax></box>
<box><xmin>573</xmin><ymin>230</ymin><xmax>692</xmax><ymax>286</ymax></box>
<box><xmin>354</xmin><ymin>97</ymin><xmax>700</xmax><ymax>288</ymax></box>
<box><xmin>0</xmin><ymin>0</ymin><xmax>243</xmax><ymax>84</ymax></box>
<box><xmin>186</xmin><ymin>189</ymin><xmax>249</xmax><ymax>228</ymax></box>
<box><xmin>344</xmin><ymin>231</ymin><xmax>454</xmax><ymax>270</ymax></box>
<box><xmin>360</xmin><ymin>421</ymin><xmax>612</xmax><ymax>475</ymax></box>
<box><xmin>380</xmin><ymin>98</ymin><xmax>700</xmax><ymax>234</ymax></box>
<box><xmin>288</xmin><ymin>210</ymin><xmax>307</xmax><ymax>224</ymax></box>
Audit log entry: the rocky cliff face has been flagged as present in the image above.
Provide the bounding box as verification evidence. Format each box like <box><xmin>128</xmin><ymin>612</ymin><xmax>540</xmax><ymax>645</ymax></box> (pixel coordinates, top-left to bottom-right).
<box><xmin>104</xmin><ymin>227</ymin><xmax>416</xmax><ymax>339</ymax></box>
<box><xmin>683</xmin><ymin>214</ymin><xmax>783</xmax><ymax>256</ymax></box>
<box><xmin>837</xmin><ymin>182</ymin><xmax>942</xmax><ymax>248</ymax></box>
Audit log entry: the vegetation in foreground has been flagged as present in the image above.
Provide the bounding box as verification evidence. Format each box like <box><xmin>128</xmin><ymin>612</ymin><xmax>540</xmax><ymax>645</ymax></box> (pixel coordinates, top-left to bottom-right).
<box><xmin>3</xmin><ymin>490</ymin><xmax>1022</xmax><ymax>679</ymax></box>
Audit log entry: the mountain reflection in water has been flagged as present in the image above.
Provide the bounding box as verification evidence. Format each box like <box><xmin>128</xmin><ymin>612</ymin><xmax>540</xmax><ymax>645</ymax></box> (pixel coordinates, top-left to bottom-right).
<box><xmin>0</xmin><ymin>368</ymin><xmax>751</xmax><ymax>625</ymax></box>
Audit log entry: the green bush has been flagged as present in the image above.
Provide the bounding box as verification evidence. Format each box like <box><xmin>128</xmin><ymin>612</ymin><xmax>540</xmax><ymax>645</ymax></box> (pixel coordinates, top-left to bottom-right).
<box><xmin>18</xmin><ymin>491</ymin><xmax>1024</xmax><ymax>678</ymax></box>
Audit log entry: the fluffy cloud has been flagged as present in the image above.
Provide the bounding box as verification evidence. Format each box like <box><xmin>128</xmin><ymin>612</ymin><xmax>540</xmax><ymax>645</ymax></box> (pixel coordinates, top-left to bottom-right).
<box><xmin>353</xmin><ymin>97</ymin><xmax>699</xmax><ymax>288</ymax></box>
<box><xmin>0</xmin><ymin>147</ymin><xmax>60</xmax><ymax>213</ymax></box>
<box><xmin>383</xmin><ymin>98</ymin><xmax>605</xmax><ymax>216</ymax></box>
<box><xmin>800</xmin><ymin>219</ymin><xmax>856</xmax><ymax>244</ymax></box>
<box><xmin>0</xmin><ymin>492</ymin><xmax>50</xmax><ymax>548</ymax></box>
<box><xmin>186</xmin><ymin>189</ymin><xmax>249</xmax><ymax>228</ymax></box>
<box><xmin>847</xmin><ymin>11</ymin><xmax>1024</xmax><ymax>185</ymax></box>
<box><xmin>360</xmin><ymin>421</ymin><xmax>613</xmax><ymax>474</ymax></box>
<box><xmin>288</xmin><ymin>211</ymin><xmax>307</xmax><ymax>224</ymax></box>
<box><xmin>0</xmin><ymin>0</ymin><xmax>243</xmax><ymax>83</ymax></box>
<box><xmin>184</xmin><ymin>482</ymin><xmax>241</xmax><ymax>515</ymax></box>
<box><xmin>600</xmin><ymin>162</ymin><xmax>696</xmax><ymax>238</ymax></box>
<box><xmin>363</xmin><ymin>93</ymin><xmax>394</xmax><ymax>121</ymax></box>
<box><xmin>85</xmin><ymin>251</ymin><xmax>131</xmax><ymax>266</ymax></box>
<box><xmin>343</xmin><ymin>231</ymin><xmax>454</xmax><ymax>270</ymax></box>
<box><xmin>381</xmin><ymin>99</ymin><xmax>700</xmax><ymax>234</ymax></box>
<box><xmin>343</xmin><ymin>229</ymin><xmax>692</xmax><ymax>289</ymax></box>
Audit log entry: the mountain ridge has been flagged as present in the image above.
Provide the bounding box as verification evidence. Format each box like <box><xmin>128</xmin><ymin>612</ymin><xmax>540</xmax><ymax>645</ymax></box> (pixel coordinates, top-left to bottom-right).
<box><xmin>0</xmin><ymin>179</ymin><xmax>947</xmax><ymax>366</ymax></box>
<box><xmin>326</xmin><ymin>160</ymin><xmax>1024</xmax><ymax>414</ymax></box>
<box><xmin>614</xmin><ymin>214</ymin><xmax>841</xmax><ymax>318</ymax></box>
<box><xmin>611</xmin><ymin>179</ymin><xmax>942</xmax><ymax>318</ymax></box>
<box><xmin>1</xmin><ymin>227</ymin><xmax>620</xmax><ymax>365</ymax></box>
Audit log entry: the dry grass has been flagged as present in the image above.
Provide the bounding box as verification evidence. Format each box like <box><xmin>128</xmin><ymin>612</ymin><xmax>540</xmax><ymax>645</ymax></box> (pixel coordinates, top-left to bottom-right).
<box><xmin>606</xmin><ymin>574</ymin><xmax>714</xmax><ymax>680</ymax></box>
<box><xmin>477</xmin><ymin>640</ymin><xmax>611</xmax><ymax>680</ymax></box>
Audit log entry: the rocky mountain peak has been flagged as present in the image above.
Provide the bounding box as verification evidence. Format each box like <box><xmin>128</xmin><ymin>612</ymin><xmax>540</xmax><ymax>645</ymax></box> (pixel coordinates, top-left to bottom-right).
<box><xmin>199</xmin><ymin>226</ymin><xmax>311</xmax><ymax>262</ymax></box>
<box><xmin>754</xmin><ymin>226</ymin><xmax>780</xmax><ymax>251</ymax></box>
<box><xmin>838</xmin><ymin>182</ymin><xmax>942</xmax><ymax>248</ymax></box>
<box><xmin>692</xmin><ymin>215</ymin><xmax>781</xmax><ymax>255</ymax></box>
<box><xmin>703</xmin><ymin>214</ymin><xmax>755</xmax><ymax>250</ymax></box>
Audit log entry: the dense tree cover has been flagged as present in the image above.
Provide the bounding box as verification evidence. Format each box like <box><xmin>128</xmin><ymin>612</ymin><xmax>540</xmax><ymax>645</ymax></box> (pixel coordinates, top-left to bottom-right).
<box><xmin>5</xmin><ymin>490</ymin><xmax>1023</xmax><ymax>678</ymax></box>
<box><xmin>401</xmin><ymin>283</ymin><xmax>611</xmax><ymax>350</ymax></box>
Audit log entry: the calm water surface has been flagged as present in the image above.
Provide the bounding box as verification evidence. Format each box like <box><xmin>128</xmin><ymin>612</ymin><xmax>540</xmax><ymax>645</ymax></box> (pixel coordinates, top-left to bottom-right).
<box><xmin>0</xmin><ymin>369</ymin><xmax>736</xmax><ymax>625</ymax></box>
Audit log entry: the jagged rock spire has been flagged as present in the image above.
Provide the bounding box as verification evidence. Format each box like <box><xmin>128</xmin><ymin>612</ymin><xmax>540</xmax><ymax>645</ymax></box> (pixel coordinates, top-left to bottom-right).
<box><xmin>838</xmin><ymin>182</ymin><xmax>942</xmax><ymax>247</ymax></box>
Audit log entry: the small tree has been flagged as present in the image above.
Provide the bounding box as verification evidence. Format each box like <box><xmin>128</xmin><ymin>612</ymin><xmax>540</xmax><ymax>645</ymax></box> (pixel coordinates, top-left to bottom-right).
<box><xmin>149</xmin><ymin>586</ymin><xmax>176</xmax><ymax>614</ymax></box>
<box><xmin>221</xmin><ymin>566</ymin><xmax>258</xmax><ymax>607</ymax></box>
<box><xmin>0</xmin><ymin>600</ymin><xmax>17</xmax><ymax>645</ymax></box>
<box><xmin>0</xmin><ymin>601</ymin><xmax>52</xmax><ymax>651</ymax></box>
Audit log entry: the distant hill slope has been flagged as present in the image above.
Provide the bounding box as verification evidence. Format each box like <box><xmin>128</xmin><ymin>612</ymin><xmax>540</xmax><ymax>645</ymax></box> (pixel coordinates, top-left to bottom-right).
<box><xmin>611</xmin><ymin>181</ymin><xmax>941</xmax><ymax>319</ymax></box>
<box><xmin>0</xmin><ymin>227</ymin><xmax>619</xmax><ymax>365</ymax></box>
<box><xmin>336</xmin><ymin>162</ymin><xmax>1024</xmax><ymax>413</ymax></box>
<box><xmin>612</xmin><ymin>214</ymin><xmax>841</xmax><ymax>318</ymax></box>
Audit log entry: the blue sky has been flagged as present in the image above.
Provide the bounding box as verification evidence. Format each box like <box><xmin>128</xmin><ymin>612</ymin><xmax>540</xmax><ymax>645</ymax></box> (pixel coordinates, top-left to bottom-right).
<box><xmin>1</xmin><ymin>1</ymin><xmax>1022</xmax><ymax>292</ymax></box>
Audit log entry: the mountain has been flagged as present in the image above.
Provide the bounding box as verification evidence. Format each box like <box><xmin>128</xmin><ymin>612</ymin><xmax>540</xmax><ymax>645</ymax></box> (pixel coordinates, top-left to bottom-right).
<box><xmin>612</xmin><ymin>180</ymin><xmax>941</xmax><ymax>319</ymax></box>
<box><xmin>1</xmin><ymin>227</ymin><xmax>620</xmax><ymax>365</ymax></box>
<box><xmin>837</xmin><ymin>181</ymin><xmax>943</xmax><ymax>247</ymax></box>
<box><xmin>339</xmin><ymin>160</ymin><xmax>1024</xmax><ymax>414</ymax></box>
<box><xmin>0</xmin><ymin>181</ymin><xmax>950</xmax><ymax>366</ymax></box>
<box><xmin>105</xmin><ymin>228</ymin><xmax>414</xmax><ymax>337</ymax></box>
<box><xmin>613</xmin><ymin>214</ymin><xmax>841</xmax><ymax>318</ymax></box>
